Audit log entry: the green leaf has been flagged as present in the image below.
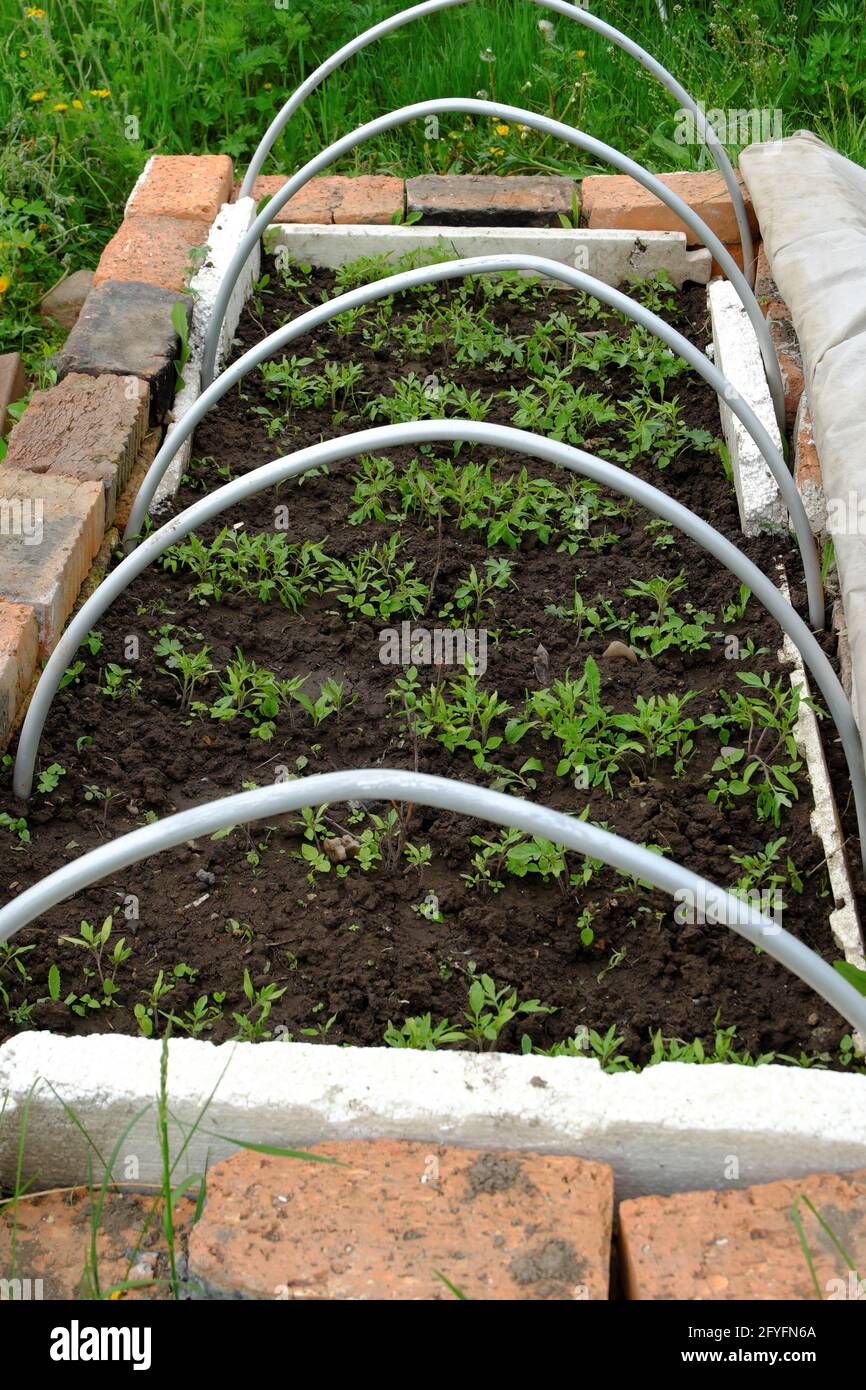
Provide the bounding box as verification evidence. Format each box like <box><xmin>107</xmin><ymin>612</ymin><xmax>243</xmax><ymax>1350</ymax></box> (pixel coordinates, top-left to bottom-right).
<box><xmin>834</xmin><ymin>961</ymin><xmax>866</xmax><ymax>997</ymax></box>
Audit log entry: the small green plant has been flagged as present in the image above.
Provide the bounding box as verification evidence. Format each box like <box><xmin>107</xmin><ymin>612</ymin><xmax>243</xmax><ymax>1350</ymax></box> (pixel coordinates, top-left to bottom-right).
<box><xmin>59</xmin><ymin>915</ymin><xmax>131</xmax><ymax>1011</ymax></box>
<box><xmin>231</xmin><ymin>969</ymin><xmax>287</xmax><ymax>1040</ymax></box>
<box><xmin>36</xmin><ymin>763</ymin><xmax>66</xmax><ymax>794</ymax></box>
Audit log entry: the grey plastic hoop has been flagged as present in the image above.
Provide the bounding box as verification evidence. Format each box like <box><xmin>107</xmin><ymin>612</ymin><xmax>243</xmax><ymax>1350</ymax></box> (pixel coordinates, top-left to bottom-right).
<box><xmin>15</xmin><ymin>422</ymin><xmax>862</xmax><ymax>874</ymax></box>
<box><xmin>127</xmin><ymin>253</ymin><xmax>820</xmax><ymax>626</ymax></box>
<box><xmin>238</xmin><ymin>0</ymin><xmax>755</xmax><ymax>284</ymax></box>
<box><xmin>0</xmin><ymin>771</ymin><xmax>862</xmax><ymax>1032</ymax></box>
<box><xmin>208</xmin><ymin>100</ymin><xmax>779</xmax><ymax>425</ymax></box>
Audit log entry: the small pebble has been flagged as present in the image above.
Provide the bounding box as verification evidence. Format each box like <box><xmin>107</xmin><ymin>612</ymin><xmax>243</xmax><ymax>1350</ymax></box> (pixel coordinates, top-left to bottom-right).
<box><xmin>602</xmin><ymin>640</ymin><xmax>638</xmax><ymax>665</ymax></box>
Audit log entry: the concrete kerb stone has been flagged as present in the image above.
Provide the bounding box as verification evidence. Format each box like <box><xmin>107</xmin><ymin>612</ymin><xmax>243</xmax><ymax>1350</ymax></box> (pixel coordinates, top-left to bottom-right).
<box><xmin>187</xmin><ymin>197</ymin><xmax>261</xmax><ymax>371</ymax></box>
<box><xmin>708</xmin><ymin>278</ymin><xmax>787</xmax><ymax>535</ymax></box>
<box><xmin>1</xmin><ymin>1033</ymin><xmax>865</xmax><ymax>1199</ymax></box>
<box><xmin>269</xmin><ymin>223</ymin><xmax>711</xmax><ymax>288</ymax></box>
<box><xmin>151</xmin><ymin>196</ymin><xmax>261</xmax><ymax>512</ymax></box>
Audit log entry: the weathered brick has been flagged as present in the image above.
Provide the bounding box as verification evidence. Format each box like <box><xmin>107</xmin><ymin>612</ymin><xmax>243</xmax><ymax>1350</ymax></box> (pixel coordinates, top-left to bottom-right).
<box><xmin>766</xmin><ymin>299</ymin><xmax>805</xmax><ymax>429</ymax></box>
<box><xmin>0</xmin><ymin>1185</ymin><xmax>195</xmax><ymax>1300</ymax></box>
<box><xmin>0</xmin><ymin>598</ymin><xmax>38</xmax><ymax>747</ymax></box>
<box><xmin>93</xmin><ymin>215</ymin><xmax>210</xmax><ymax>292</ymax></box>
<box><xmin>755</xmin><ymin>242</ymin><xmax>787</xmax><ymax>315</ymax></box>
<box><xmin>0</xmin><ymin>470</ymin><xmax>105</xmax><ymax>653</ymax></box>
<box><xmin>3</xmin><ymin>373</ymin><xmax>149</xmax><ymax>524</ymax></box>
<box><xmin>55</xmin><ymin>280</ymin><xmax>192</xmax><ymax>423</ymax></box>
<box><xmin>242</xmin><ymin>174</ymin><xmax>404</xmax><ymax>225</ymax></box>
<box><xmin>127</xmin><ymin>153</ymin><xmax>233</xmax><ymax>224</ymax></box>
<box><xmin>794</xmin><ymin>394</ymin><xmax>826</xmax><ymax>536</ymax></box>
<box><xmin>188</xmin><ymin>1140</ymin><xmax>613</xmax><ymax>1300</ymax></box>
<box><xmin>0</xmin><ymin>352</ymin><xmax>27</xmax><ymax>438</ymax></box>
<box><xmin>581</xmin><ymin>170</ymin><xmax>758</xmax><ymax>246</ymax></box>
<box><xmin>38</xmin><ymin>269</ymin><xmax>94</xmax><ymax>330</ymax></box>
<box><xmin>620</xmin><ymin>1167</ymin><xmax>866</xmax><ymax>1301</ymax></box>
<box><xmin>406</xmin><ymin>175</ymin><xmax>578</xmax><ymax>227</ymax></box>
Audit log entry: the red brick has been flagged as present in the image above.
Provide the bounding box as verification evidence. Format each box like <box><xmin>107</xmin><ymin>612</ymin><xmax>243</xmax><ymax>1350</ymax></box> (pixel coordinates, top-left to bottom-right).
<box><xmin>0</xmin><ymin>1186</ymin><xmax>195</xmax><ymax>1300</ymax></box>
<box><xmin>0</xmin><ymin>352</ymin><xmax>27</xmax><ymax>438</ymax></box>
<box><xmin>754</xmin><ymin>242</ymin><xmax>787</xmax><ymax>315</ymax></box>
<box><xmin>794</xmin><ymin>394</ymin><xmax>826</xmax><ymax>535</ymax></box>
<box><xmin>620</xmin><ymin>1167</ymin><xmax>866</xmax><ymax>1301</ymax></box>
<box><xmin>765</xmin><ymin>300</ymin><xmax>805</xmax><ymax>429</ymax></box>
<box><xmin>127</xmin><ymin>154</ymin><xmax>233</xmax><ymax>225</ymax></box>
<box><xmin>406</xmin><ymin>174</ymin><xmax>578</xmax><ymax>227</ymax></box>
<box><xmin>0</xmin><ymin>598</ymin><xmax>38</xmax><ymax>747</ymax></box>
<box><xmin>241</xmin><ymin>175</ymin><xmax>404</xmax><ymax>225</ymax></box>
<box><xmin>0</xmin><ymin>471</ymin><xmax>105</xmax><ymax>653</ymax></box>
<box><xmin>581</xmin><ymin>170</ymin><xmax>758</xmax><ymax>246</ymax></box>
<box><xmin>710</xmin><ymin>240</ymin><xmax>745</xmax><ymax>279</ymax></box>
<box><xmin>4</xmin><ymin>373</ymin><xmax>149</xmax><ymax>524</ymax></box>
<box><xmin>188</xmin><ymin>1140</ymin><xmax>614</xmax><ymax>1300</ymax></box>
<box><xmin>93</xmin><ymin>215</ymin><xmax>211</xmax><ymax>292</ymax></box>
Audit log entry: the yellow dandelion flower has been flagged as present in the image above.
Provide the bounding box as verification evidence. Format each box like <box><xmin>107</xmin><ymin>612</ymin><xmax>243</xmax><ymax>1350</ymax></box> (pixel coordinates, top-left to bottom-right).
<box><xmin>0</xmin><ymin>275</ymin><xmax>11</xmax><ymax>295</ymax></box>
<box><xmin>495</xmin><ymin>123</ymin><xmax>510</xmax><ymax>136</ymax></box>
<box><xmin>89</xmin><ymin>88</ymin><xmax>110</xmax><ymax>99</ymax></box>
<box><xmin>576</xmin><ymin>49</ymin><xmax>586</xmax><ymax>58</ymax></box>
<box><xmin>19</xmin><ymin>49</ymin><xmax>29</xmax><ymax>57</ymax></box>
<box><xmin>26</xmin><ymin>7</ymin><xmax>46</xmax><ymax>17</ymax></box>
<box><xmin>53</xmin><ymin>102</ymin><xmax>68</xmax><ymax>112</ymax></box>
<box><xmin>263</xmin><ymin>82</ymin><xmax>272</xmax><ymax>90</ymax></box>
<box><xmin>489</xmin><ymin>145</ymin><xmax>505</xmax><ymax>157</ymax></box>
<box><xmin>72</xmin><ymin>99</ymin><xmax>83</xmax><ymax>109</ymax></box>
<box><xmin>29</xmin><ymin>90</ymin><xmax>46</xmax><ymax>102</ymax></box>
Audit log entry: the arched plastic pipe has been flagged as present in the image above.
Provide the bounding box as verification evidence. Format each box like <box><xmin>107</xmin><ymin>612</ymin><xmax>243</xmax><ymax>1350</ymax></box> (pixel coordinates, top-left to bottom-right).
<box><xmin>238</xmin><ymin>0</ymin><xmax>754</xmax><ymax>285</ymax></box>
<box><xmin>0</xmin><ymin>770</ymin><xmax>862</xmax><ymax>1032</ymax></box>
<box><xmin>131</xmin><ymin>253</ymin><xmax>819</xmax><ymax>626</ymax></box>
<box><xmin>16</xmin><ymin>422</ymin><xmax>863</xmax><ymax>871</ymax></box>
<box><xmin>208</xmin><ymin>99</ymin><xmax>779</xmax><ymax>426</ymax></box>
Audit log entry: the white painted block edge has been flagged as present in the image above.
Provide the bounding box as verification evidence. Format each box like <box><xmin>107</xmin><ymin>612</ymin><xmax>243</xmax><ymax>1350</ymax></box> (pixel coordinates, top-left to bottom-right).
<box><xmin>778</xmin><ymin>570</ymin><xmax>866</xmax><ymax>1050</ymax></box>
<box><xmin>151</xmin><ymin>198</ymin><xmax>261</xmax><ymax>511</ymax></box>
<box><xmin>188</xmin><ymin>196</ymin><xmax>261</xmax><ymax>371</ymax></box>
<box><xmin>709</xmin><ymin>279</ymin><xmax>787</xmax><ymax>536</ymax></box>
<box><xmin>269</xmin><ymin>224</ymin><xmax>711</xmax><ymax>288</ymax></box>
<box><xmin>1</xmin><ymin>1033</ymin><xmax>864</xmax><ymax>1200</ymax></box>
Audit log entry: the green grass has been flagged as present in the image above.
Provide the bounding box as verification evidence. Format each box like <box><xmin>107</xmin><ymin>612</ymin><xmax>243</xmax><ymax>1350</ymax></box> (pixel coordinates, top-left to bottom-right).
<box><xmin>1</xmin><ymin>0</ymin><xmax>865</xmax><ymax>370</ymax></box>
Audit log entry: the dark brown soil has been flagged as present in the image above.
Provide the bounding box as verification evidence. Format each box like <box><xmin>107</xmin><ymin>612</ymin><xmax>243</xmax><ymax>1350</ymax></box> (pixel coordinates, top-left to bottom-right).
<box><xmin>0</xmin><ymin>261</ymin><xmax>860</xmax><ymax>1067</ymax></box>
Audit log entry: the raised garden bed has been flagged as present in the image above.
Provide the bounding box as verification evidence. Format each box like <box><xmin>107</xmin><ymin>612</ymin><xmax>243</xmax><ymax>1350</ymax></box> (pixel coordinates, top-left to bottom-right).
<box><xmin>0</xmin><ymin>255</ymin><xmax>862</xmax><ymax>1073</ymax></box>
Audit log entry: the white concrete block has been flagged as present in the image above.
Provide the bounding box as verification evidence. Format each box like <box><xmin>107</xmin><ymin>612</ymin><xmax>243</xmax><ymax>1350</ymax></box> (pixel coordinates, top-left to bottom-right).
<box><xmin>709</xmin><ymin>279</ymin><xmax>787</xmax><ymax>535</ymax></box>
<box><xmin>270</xmin><ymin>224</ymin><xmax>711</xmax><ymax>288</ymax></box>
<box><xmin>189</xmin><ymin>196</ymin><xmax>261</xmax><ymax>372</ymax></box>
<box><xmin>1</xmin><ymin>1032</ymin><xmax>864</xmax><ymax>1200</ymax></box>
<box><xmin>778</xmin><ymin>571</ymin><xmax>865</xmax><ymax>1049</ymax></box>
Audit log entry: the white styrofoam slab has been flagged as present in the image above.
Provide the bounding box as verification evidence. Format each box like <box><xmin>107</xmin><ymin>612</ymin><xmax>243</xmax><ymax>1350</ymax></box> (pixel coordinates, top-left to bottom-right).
<box><xmin>709</xmin><ymin>278</ymin><xmax>787</xmax><ymax>535</ymax></box>
<box><xmin>1</xmin><ymin>1033</ymin><xmax>864</xmax><ymax>1200</ymax></box>
<box><xmin>270</xmin><ymin>224</ymin><xmax>711</xmax><ymax>287</ymax></box>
